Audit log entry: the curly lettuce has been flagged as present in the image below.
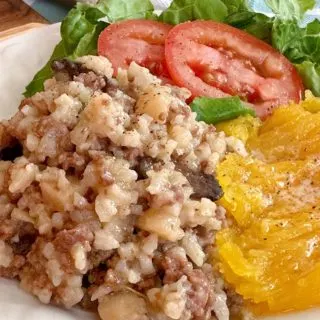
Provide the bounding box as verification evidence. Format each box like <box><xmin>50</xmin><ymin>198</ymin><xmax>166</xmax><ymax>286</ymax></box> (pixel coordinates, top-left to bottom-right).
<box><xmin>24</xmin><ymin>0</ymin><xmax>320</xmax><ymax>98</ymax></box>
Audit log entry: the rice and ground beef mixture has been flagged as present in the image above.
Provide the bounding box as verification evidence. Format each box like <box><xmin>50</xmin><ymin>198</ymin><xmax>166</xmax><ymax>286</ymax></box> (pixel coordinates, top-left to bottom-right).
<box><xmin>0</xmin><ymin>56</ymin><xmax>247</xmax><ymax>320</ymax></box>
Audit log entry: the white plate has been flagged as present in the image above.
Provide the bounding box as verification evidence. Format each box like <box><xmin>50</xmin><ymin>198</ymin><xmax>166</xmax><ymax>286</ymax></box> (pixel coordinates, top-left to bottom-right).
<box><xmin>0</xmin><ymin>23</ymin><xmax>319</xmax><ymax>320</ymax></box>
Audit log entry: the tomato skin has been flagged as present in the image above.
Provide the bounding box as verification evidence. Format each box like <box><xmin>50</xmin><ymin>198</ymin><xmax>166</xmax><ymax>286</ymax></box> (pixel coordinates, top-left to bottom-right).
<box><xmin>98</xmin><ymin>19</ymin><xmax>172</xmax><ymax>78</ymax></box>
<box><xmin>165</xmin><ymin>21</ymin><xmax>303</xmax><ymax>118</ymax></box>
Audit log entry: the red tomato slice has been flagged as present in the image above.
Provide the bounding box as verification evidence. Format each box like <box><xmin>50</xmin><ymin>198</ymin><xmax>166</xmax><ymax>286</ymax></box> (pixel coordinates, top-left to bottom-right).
<box><xmin>98</xmin><ymin>19</ymin><xmax>172</xmax><ymax>78</ymax></box>
<box><xmin>165</xmin><ymin>21</ymin><xmax>303</xmax><ymax>118</ymax></box>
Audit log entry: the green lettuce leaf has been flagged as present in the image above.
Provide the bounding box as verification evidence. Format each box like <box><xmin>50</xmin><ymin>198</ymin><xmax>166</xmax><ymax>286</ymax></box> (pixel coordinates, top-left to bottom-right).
<box><xmin>24</xmin><ymin>0</ymin><xmax>154</xmax><ymax>97</ymax></box>
<box><xmin>96</xmin><ymin>0</ymin><xmax>154</xmax><ymax>22</ymax></box>
<box><xmin>24</xmin><ymin>41</ymin><xmax>67</xmax><ymax>97</ymax></box>
<box><xmin>159</xmin><ymin>0</ymin><xmax>228</xmax><ymax>24</ymax></box>
<box><xmin>60</xmin><ymin>6</ymin><xmax>98</xmax><ymax>55</ymax></box>
<box><xmin>226</xmin><ymin>11</ymin><xmax>273</xmax><ymax>41</ymax></box>
<box><xmin>266</xmin><ymin>0</ymin><xmax>315</xmax><ymax>20</ymax></box>
<box><xmin>72</xmin><ymin>22</ymin><xmax>106</xmax><ymax>57</ymax></box>
<box><xmin>295</xmin><ymin>61</ymin><xmax>320</xmax><ymax>96</ymax></box>
<box><xmin>159</xmin><ymin>0</ymin><xmax>273</xmax><ymax>41</ymax></box>
<box><xmin>271</xmin><ymin>18</ymin><xmax>320</xmax><ymax>95</ymax></box>
<box><xmin>271</xmin><ymin>19</ymin><xmax>302</xmax><ymax>58</ymax></box>
<box><xmin>221</xmin><ymin>0</ymin><xmax>273</xmax><ymax>41</ymax></box>
<box><xmin>274</xmin><ymin>19</ymin><xmax>320</xmax><ymax>64</ymax></box>
<box><xmin>191</xmin><ymin>96</ymin><xmax>256</xmax><ymax>124</ymax></box>
<box><xmin>280</xmin><ymin>20</ymin><xmax>320</xmax><ymax>63</ymax></box>
<box><xmin>222</xmin><ymin>0</ymin><xmax>249</xmax><ymax>14</ymax></box>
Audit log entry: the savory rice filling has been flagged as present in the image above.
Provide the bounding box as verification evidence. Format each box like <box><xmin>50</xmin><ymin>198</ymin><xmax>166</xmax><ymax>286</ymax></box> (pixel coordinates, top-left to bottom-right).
<box><xmin>0</xmin><ymin>56</ymin><xmax>246</xmax><ymax>320</ymax></box>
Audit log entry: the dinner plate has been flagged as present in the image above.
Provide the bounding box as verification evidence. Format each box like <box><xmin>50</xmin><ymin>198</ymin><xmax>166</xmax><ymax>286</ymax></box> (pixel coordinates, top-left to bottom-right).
<box><xmin>0</xmin><ymin>22</ymin><xmax>319</xmax><ymax>320</ymax></box>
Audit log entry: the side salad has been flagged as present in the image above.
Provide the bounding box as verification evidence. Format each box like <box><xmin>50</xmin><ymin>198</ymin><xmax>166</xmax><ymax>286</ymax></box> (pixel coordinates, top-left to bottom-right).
<box><xmin>24</xmin><ymin>0</ymin><xmax>320</xmax><ymax>123</ymax></box>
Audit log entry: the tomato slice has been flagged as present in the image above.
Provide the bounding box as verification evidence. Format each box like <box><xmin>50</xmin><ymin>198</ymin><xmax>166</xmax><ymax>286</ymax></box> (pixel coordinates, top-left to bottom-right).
<box><xmin>165</xmin><ymin>21</ymin><xmax>303</xmax><ymax>118</ymax></box>
<box><xmin>98</xmin><ymin>19</ymin><xmax>172</xmax><ymax>78</ymax></box>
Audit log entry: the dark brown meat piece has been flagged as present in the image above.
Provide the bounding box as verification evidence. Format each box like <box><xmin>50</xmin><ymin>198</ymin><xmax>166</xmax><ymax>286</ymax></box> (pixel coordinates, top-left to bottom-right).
<box><xmin>0</xmin><ymin>123</ymin><xmax>22</xmax><ymax>161</ymax></box>
<box><xmin>133</xmin><ymin>156</ymin><xmax>163</xmax><ymax>180</ymax></box>
<box><xmin>134</xmin><ymin>157</ymin><xmax>223</xmax><ymax>200</ymax></box>
<box><xmin>0</xmin><ymin>142</ymin><xmax>23</xmax><ymax>161</ymax></box>
<box><xmin>175</xmin><ymin>163</ymin><xmax>223</xmax><ymax>201</ymax></box>
<box><xmin>11</xmin><ymin>233</ymin><xmax>37</xmax><ymax>256</ymax></box>
<box><xmin>0</xmin><ymin>123</ymin><xmax>15</xmax><ymax>148</ymax></box>
<box><xmin>11</xmin><ymin>222</ymin><xmax>38</xmax><ymax>256</ymax></box>
<box><xmin>194</xmin><ymin>226</ymin><xmax>216</xmax><ymax>248</ymax></box>
<box><xmin>52</xmin><ymin>59</ymin><xmax>109</xmax><ymax>91</ymax></box>
<box><xmin>85</xmin><ymin>264</ymin><xmax>107</xmax><ymax>287</ymax></box>
<box><xmin>51</xmin><ymin>59</ymin><xmax>89</xmax><ymax>80</ymax></box>
<box><xmin>79</xmin><ymin>289</ymin><xmax>98</xmax><ymax>310</ymax></box>
<box><xmin>134</xmin><ymin>156</ymin><xmax>155</xmax><ymax>179</ymax></box>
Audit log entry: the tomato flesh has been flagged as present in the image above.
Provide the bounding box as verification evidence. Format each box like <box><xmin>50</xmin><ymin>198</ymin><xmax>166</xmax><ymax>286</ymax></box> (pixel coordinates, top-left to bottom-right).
<box><xmin>98</xmin><ymin>19</ymin><xmax>172</xmax><ymax>78</ymax></box>
<box><xmin>165</xmin><ymin>21</ymin><xmax>303</xmax><ymax>118</ymax></box>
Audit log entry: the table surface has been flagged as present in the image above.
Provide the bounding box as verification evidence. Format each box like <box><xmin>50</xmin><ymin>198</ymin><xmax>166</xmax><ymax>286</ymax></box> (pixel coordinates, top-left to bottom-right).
<box><xmin>0</xmin><ymin>0</ymin><xmax>48</xmax><ymax>32</ymax></box>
